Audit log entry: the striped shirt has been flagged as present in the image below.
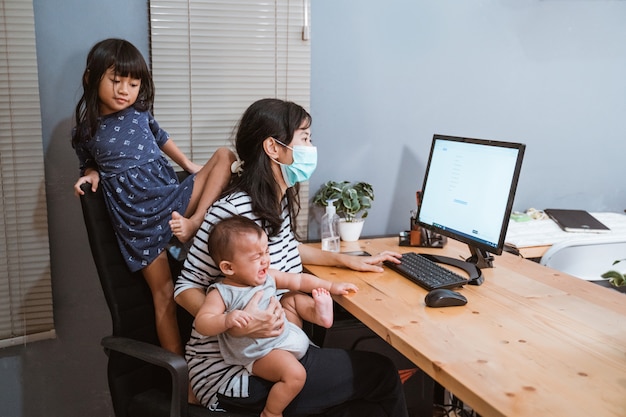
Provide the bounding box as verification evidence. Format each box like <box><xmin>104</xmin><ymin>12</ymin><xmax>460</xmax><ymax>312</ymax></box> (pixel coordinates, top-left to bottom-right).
<box><xmin>176</xmin><ymin>191</ymin><xmax>303</xmax><ymax>409</ymax></box>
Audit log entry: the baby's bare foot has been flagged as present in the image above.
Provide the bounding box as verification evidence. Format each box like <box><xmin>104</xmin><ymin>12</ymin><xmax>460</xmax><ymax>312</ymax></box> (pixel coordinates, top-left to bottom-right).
<box><xmin>169</xmin><ymin>211</ymin><xmax>197</xmax><ymax>243</ymax></box>
<box><xmin>312</xmin><ymin>288</ymin><xmax>334</xmax><ymax>328</ymax></box>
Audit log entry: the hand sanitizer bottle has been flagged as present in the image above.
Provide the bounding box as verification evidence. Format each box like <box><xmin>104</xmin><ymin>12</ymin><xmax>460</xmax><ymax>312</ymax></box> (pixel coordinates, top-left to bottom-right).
<box><xmin>321</xmin><ymin>199</ymin><xmax>340</xmax><ymax>252</ymax></box>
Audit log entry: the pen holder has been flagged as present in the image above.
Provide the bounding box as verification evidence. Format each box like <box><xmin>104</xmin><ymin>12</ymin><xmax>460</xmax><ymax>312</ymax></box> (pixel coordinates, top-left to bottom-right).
<box><xmin>399</xmin><ymin>217</ymin><xmax>447</xmax><ymax>248</ymax></box>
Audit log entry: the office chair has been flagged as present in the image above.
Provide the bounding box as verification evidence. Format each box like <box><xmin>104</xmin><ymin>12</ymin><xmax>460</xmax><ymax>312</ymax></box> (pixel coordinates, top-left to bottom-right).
<box><xmin>79</xmin><ymin>180</ymin><xmax>252</xmax><ymax>417</ymax></box>
<box><xmin>540</xmin><ymin>235</ymin><xmax>626</xmax><ymax>284</ymax></box>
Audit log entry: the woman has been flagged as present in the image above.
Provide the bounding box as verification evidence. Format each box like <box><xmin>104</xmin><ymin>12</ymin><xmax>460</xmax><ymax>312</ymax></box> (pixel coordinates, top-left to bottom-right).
<box><xmin>175</xmin><ymin>98</ymin><xmax>407</xmax><ymax>417</ymax></box>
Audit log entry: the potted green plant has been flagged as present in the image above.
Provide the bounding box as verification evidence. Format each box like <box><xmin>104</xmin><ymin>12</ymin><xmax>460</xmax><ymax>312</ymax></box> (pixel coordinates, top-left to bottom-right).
<box><xmin>312</xmin><ymin>180</ymin><xmax>374</xmax><ymax>241</ymax></box>
<box><xmin>602</xmin><ymin>259</ymin><xmax>626</xmax><ymax>287</ymax></box>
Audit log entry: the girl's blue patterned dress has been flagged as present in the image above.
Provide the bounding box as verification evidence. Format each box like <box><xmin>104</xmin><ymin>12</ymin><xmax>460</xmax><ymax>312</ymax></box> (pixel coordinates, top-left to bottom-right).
<box><xmin>75</xmin><ymin>106</ymin><xmax>194</xmax><ymax>272</ymax></box>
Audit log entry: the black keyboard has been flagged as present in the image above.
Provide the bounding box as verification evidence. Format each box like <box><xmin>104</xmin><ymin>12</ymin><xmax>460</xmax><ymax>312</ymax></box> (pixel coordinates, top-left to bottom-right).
<box><xmin>383</xmin><ymin>252</ymin><xmax>469</xmax><ymax>291</ymax></box>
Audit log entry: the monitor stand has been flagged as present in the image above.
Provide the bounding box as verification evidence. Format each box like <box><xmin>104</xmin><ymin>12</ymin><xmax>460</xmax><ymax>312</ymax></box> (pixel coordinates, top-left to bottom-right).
<box><xmin>420</xmin><ymin>253</ymin><xmax>485</xmax><ymax>286</ymax></box>
<box><xmin>467</xmin><ymin>245</ymin><xmax>494</xmax><ymax>269</ymax></box>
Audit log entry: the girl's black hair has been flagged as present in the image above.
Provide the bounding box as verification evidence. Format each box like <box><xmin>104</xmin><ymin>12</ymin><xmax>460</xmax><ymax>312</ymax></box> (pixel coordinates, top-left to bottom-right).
<box><xmin>228</xmin><ymin>98</ymin><xmax>312</xmax><ymax>239</ymax></box>
<box><xmin>71</xmin><ymin>38</ymin><xmax>154</xmax><ymax>147</ymax></box>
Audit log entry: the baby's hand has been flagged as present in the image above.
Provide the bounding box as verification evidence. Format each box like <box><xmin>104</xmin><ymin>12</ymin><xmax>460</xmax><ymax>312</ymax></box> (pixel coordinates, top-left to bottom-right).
<box><xmin>331</xmin><ymin>282</ymin><xmax>358</xmax><ymax>295</ymax></box>
<box><xmin>226</xmin><ymin>310</ymin><xmax>252</xmax><ymax>329</ymax></box>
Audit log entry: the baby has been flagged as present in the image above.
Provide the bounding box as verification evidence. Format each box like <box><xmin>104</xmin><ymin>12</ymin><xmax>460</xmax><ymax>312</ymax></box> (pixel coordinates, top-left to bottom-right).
<box><xmin>192</xmin><ymin>215</ymin><xmax>358</xmax><ymax>417</ymax></box>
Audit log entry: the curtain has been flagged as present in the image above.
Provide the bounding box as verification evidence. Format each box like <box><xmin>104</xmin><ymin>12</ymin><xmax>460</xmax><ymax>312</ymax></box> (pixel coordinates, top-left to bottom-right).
<box><xmin>149</xmin><ymin>0</ymin><xmax>311</xmax><ymax>235</ymax></box>
<box><xmin>0</xmin><ymin>0</ymin><xmax>55</xmax><ymax>347</ymax></box>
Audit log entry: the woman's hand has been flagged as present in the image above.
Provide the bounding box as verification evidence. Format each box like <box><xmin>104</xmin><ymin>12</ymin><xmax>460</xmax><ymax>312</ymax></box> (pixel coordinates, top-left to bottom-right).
<box><xmin>341</xmin><ymin>250</ymin><xmax>402</xmax><ymax>273</ymax></box>
<box><xmin>73</xmin><ymin>169</ymin><xmax>100</xmax><ymax>196</ymax></box>
<box><xmin>299</xmin><ymin>244</ymin><xmax>402</xmax><ymax>273</ymax></box>
<box><xmin>227</xmin><ymin>291</ymin><xmax>285</xmax><ymax>338</ymax></box>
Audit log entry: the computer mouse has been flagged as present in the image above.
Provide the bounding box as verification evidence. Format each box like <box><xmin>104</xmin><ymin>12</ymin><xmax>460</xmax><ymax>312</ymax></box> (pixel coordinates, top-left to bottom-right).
<box><xmin>424</xmin><ymin>288</ymin><xmax>467</xmax><ymax>308</ymax></box>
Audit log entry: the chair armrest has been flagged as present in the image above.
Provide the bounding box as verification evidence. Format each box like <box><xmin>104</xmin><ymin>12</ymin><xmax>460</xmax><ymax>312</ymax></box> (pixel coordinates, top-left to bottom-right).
<box><xmin>101</xmin><ymin>335</ymin><xmax>189</xmax><ymax>417</ymax></box>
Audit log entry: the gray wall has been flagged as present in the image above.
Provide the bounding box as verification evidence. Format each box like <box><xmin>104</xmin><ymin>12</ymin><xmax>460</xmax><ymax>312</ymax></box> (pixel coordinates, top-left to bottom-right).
<box><xmin>309</xmin><ymin>0</ymin><xmax>626</xmax><ymax>238</ymax></box>
<box><xmin>1</xmin><ymin>1</ymin><xmax>625</xmax><ymax>416</ymax></box>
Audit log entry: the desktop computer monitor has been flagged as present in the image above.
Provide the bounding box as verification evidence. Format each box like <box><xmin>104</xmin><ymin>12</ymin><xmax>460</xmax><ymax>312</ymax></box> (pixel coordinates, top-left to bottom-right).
<box><xmin>417</xmin><ymin>134</ymin><xmax>525</xmax><ymax>268</ymax></box>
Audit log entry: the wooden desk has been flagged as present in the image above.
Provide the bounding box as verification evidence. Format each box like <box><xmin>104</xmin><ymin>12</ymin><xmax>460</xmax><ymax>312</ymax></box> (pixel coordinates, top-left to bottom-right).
<box><xmin>304</xmin><ymin>237</ymin><xmax>626</xmax><ymax>417</ymax></box>
<box><xmin>513</xmin><ymin>243</ymin><xmax>550</xmax><ymax>259</ymax></box>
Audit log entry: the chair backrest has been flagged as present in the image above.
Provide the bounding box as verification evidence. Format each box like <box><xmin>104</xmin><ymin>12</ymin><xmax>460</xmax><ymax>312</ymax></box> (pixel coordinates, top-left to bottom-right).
<box><xmin>540</xmin><ymin>235</ymin><xmax>626</xmax><ymax>281</ymax></box>
<box><xmin>79</xmin><ymin>182</ymin><xmax>193</xmax><ymax>416</ymax></box>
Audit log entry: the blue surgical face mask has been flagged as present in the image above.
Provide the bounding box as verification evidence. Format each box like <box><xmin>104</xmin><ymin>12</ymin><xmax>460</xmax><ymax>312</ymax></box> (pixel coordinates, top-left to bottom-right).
<box><xmin>272</xmin><ymin>139</ymin><xmax>317</xmax><ymax>188</ymax></box>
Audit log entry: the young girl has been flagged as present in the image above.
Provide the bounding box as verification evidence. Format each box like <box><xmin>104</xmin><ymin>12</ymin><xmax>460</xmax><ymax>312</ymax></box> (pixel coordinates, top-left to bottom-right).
<box><xmin>72</xmin><ymin>38</ymin><xmax>235</xmax><ymax>359</ymax></box>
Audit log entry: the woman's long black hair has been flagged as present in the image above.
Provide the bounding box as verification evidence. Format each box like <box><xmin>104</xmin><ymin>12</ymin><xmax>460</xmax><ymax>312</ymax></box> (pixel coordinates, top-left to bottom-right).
<box><xmin>71</xmin><ymin>38</ymin><xmax>154</xmax><ymax>147</ymax></box>
<box><xmin>229</xmin><ymin>98</ymin><xmax>311</xmax><ymax>239</ymax></box>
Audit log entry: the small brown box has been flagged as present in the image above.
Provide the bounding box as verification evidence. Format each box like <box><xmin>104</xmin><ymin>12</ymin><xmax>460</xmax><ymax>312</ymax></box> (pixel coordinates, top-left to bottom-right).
<box><xmin>409</xmin><ymin>230</ymin><xmax>422</xmax><ymax>246</ymax></box>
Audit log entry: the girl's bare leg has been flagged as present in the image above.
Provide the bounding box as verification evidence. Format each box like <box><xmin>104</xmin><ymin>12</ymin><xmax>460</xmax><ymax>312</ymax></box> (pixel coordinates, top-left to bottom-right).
<box><xmin>280</xmin><ymin>289</ymin><xmax>334</xmax><ymax>329</ymax></box>
<box><xmin>142</xmin><ymin>251</ymin><xmax>181</xmax><ymax>354</ymax></box>
<box><xmin>142</xmin><ymin>251</ymin><xmax>198</xmax><ymax>404</ymax></box>
<box><xmin>170</xmin><ymin>147</ymin><xmax>236</xmax><ymax>242</ymax></box>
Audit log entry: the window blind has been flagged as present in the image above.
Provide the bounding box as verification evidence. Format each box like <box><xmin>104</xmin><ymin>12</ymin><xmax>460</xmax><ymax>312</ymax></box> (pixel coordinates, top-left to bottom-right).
<box><xmin>149</xmin><ymin>0</ymin><xmax>311</xmax><ymax>236</ymax></box>
<box><xmin>0</xmin><ymin>0</ymin><xmax>55</xmax><ymax>347</ymax></box>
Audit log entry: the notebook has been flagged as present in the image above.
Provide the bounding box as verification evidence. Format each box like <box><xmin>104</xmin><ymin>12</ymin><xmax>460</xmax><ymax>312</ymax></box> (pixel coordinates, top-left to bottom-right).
<box><xmin>544</xmin><ymin>209</ymin><xmax>611</xmax><ymax>233</ymax></box>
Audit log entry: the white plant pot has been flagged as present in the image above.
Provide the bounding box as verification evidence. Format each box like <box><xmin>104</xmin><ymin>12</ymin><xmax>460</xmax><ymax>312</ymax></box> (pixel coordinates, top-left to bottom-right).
<box><xmin>338</xmin><ymin>219</ymin><xmax>365</xmax><ymax>242</ymax></box>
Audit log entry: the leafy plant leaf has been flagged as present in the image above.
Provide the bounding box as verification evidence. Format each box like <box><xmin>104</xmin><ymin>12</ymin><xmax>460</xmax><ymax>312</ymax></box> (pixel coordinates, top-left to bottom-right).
<box><xmin>601</xmin><ymin>270</ymin><xmax>626</xmax><ymax>287</ymax></box>
<box><xmin>313</xmin><ymin>180</ymin><xmax>374</xmax><ymax>222</ymax></box>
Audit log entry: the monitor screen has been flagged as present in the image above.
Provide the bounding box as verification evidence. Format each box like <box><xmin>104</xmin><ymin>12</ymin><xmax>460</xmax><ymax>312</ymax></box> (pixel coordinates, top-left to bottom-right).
<box><xmin>417</xmin><ymin>134</ymin><xmax>525</xmax><ymax>268</ymax></box>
